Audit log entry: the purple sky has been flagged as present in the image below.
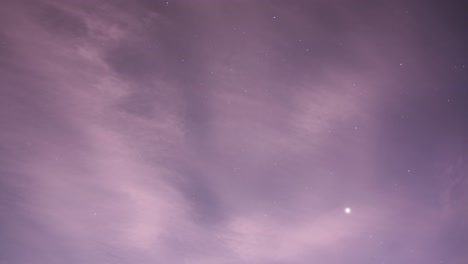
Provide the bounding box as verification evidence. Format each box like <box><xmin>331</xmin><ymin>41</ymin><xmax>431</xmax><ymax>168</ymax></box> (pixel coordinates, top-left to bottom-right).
<box><xmin>1</xmin><ymin>0</ymin><xmax>467</xmax><ymax>263</ymax></box>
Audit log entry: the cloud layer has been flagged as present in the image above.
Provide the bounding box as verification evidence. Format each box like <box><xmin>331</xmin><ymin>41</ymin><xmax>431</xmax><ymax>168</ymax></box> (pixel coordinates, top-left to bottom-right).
<box><xmin>1</xmin><ymin>1</ymin><xmax>467</xmax><ymax>263</ymax></box>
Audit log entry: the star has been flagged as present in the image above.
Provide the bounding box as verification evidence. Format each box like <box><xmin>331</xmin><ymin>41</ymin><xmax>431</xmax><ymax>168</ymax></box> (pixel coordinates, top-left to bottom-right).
<box><xmin>345</xmin><ymin>207</ymin><xmax>351</xmax><ymax>214</ymax></box>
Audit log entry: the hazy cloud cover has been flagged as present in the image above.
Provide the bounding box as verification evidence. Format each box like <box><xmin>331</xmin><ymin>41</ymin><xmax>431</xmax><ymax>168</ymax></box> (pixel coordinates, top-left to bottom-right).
<box><xmin>1</xmin><ymin>0</ymin><xmax>467</xmax><ymax>263</ymax></box>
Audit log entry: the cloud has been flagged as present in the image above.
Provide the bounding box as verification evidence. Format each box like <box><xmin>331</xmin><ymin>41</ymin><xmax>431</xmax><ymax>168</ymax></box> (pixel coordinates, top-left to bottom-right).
<box><xmin>1</xmin><ymin>0</ymin><xmax>467</xmax><ymax>263</ymax></box>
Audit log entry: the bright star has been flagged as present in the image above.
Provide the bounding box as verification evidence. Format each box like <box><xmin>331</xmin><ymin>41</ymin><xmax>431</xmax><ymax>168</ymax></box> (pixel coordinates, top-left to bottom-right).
<box><xmin>345</xmin><ymin>207</ymin><xmax>351</xmax><ymax>214</ymax></box>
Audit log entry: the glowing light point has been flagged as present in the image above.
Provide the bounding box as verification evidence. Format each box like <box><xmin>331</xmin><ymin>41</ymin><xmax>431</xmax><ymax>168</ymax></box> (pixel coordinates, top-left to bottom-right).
<box><xmin>345</xmin><ymin>207</ymin><xmax>351</xmax><ymax>214</ymax></box>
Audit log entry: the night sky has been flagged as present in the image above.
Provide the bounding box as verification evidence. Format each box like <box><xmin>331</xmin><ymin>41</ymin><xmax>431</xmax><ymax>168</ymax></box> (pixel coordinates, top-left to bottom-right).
<box><xmin>1</xmin><ymin>0</ymin><xmax>468</xmax><ymax>263</ymax></box>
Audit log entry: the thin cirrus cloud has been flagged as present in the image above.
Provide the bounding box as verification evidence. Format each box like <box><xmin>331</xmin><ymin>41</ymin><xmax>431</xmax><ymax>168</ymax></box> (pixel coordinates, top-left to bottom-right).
<box><xmin>0</xmin><ymin>0</ymin><xmax>467</xmax><ymax>264</ymax></box>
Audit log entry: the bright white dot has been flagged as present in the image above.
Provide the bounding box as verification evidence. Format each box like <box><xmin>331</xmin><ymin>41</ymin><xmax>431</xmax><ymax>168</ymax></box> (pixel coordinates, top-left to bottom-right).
<box><xmin>345</xmin><ymin>207</ymin><xmax>351</xmax><ymax>214</ymax></box>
